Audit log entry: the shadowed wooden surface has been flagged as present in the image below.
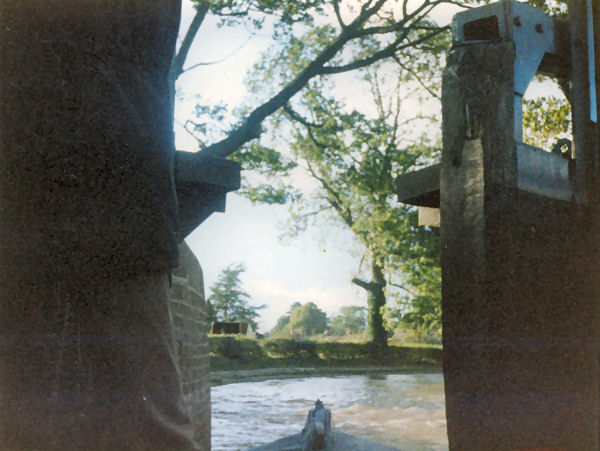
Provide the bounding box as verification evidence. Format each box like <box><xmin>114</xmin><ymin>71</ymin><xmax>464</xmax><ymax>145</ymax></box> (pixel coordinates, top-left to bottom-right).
<box><xmin>250</xmin><ymin>431</ymin><xmax>399</xmax><ymax>451</ymax></box>
<box><xmin>441</xmin><ymin>40</ymin><xmax>600</xmax><ymax>450</ymax></box>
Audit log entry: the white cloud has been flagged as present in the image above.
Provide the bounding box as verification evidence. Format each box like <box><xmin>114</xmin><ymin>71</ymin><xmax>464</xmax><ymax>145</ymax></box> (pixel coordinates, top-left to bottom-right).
<box><xmin>185</xmin><ymin>194</ymin><xmax>367</xmax><ymax>333</ymax></box>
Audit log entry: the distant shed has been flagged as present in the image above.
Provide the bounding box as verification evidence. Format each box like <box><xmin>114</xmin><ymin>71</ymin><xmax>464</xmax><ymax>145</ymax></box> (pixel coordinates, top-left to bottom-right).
<box><xmin>211</xmin><ymin>322</ymin><xmax>255</xmax><ymax>338</ymax></box>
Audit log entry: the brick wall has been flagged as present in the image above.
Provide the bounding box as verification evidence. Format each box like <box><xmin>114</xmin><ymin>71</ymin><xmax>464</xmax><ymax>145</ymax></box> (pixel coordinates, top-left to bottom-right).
<box><xmin>168</xmin><ymin>242</ymin><xmax>211</xmax><ymax>450</ymax></box>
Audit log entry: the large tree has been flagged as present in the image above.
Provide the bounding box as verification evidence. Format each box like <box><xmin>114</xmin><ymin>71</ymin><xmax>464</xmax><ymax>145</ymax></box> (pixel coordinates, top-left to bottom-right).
<box><xmin>271</xmin><ymin>302</ymin><xmax>328</xmax><ymax>338</ymax></box>
<box><xmin>235</xmin><ymin>45</ymin><xmax>444</xmax><ymax>345</ymax></box>
<box><xmin>228</xmin><ymin>2</ymin><xmax>451</xmax><ymax>342</ymax></box>
<box><xmin>168</xmin><ymin>0</ymin><xmax>478</xmax><ymax>347</ymax></box>
<box><xmin>208</xmin><ymin>263</ymin><xmax>265</xmax><ymax>330</ymax></box>
<box><xmin>171</xmin><ymin>0</ymin><xmax>567</xmax><ymax>151</ymax></box>
<box><xmin>171</xmin><ymin>0</ymin><xmax>479</xmax><ymax>158</ymax></box>
<box><xmin>329</xmin><ymin>306</ymin><xmax>367</xmax><ymax>336</ymax></box>
<box><xmin>169</xmin><ymin>0</ymin><xmax>472</xmax><ymax>346</ymax></box>
<box><xmin>174</xmin><ymin>0</ymin><xmax>564</xmax><ymax>344</ymax></box>
<box><xmin>270</xmin><ymin>302</ymin><xmax>301</xmax><ymax>336</ymax></box>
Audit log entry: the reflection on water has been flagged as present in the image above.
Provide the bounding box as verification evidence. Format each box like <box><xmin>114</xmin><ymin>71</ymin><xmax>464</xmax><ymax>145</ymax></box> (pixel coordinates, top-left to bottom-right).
<box><xmin>211</xmin><ymin>373</ymin><xmax>447</xmax><ymax>450</ymax></box>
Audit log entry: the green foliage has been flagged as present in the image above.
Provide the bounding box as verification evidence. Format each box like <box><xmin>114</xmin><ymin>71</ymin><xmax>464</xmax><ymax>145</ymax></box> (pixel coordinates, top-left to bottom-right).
<box><xmin>208</xmin><ymin>337</ymin><xmax>443</xmax><ymax>371</ymax></box>
<box><xmin>262</xmin><ymin>338</ymin><xmax>318</xmax><ymax>358</ymax></box>
<box><xmin>389</xmin><ymin>327</ymin><xmax>442</xmax><ymax>345</ymax></box>
<box><xmin>270</xmin><ymin>302</ymin><xmax>300</xmax><ymax>336</ymax></box>
<box><xmin>329</xmin><ymin>306</ymin><xmax>367</xmax><ymax>336</ymax></box>
<box><xmin>246</xmin><ymin>46</ymin><xmax>444</xmax><ymax>340</ymax></box>
<box><xmin>240</xmin><ymin>184</ymin><xmax>300</xmax><ymax>204</ymax></box>
<box><xmin>271</xmin><ymin>302</ymin><xmax>328</xmax><ymax>338</ymax></box>
<box><xmin>526</xmin><ymin>0</ymin><xmax>567</xmax><ymax>16</ymax></box>
<box><xmin>210</xmin><ymin>335</ymin><xmax>267</xmax><ymax>360</ymax></box>
<box><xmin>197</xmin><ymin>0</ymin><xmax>327</xmax><ymax>32</ymax></box>
<box><xmin>208</xmin><ymin>263</ymin><xmax>265</xmax><ymax>331</ymax></box>
<box><xmin>523</xmin><ymin>95</ymin><xmax>571</xmax><ymax>151</ymax></box>
<box><xmin>254</xmin><ymin>337</ymin><xmax>441</xmax><ymax>363</ymax></box>
<box><xmin>290</xmin><ymin>302</ymin><xmax>328</xmax><ymax>336</ymax></box>
<box><xmin>181</xmin><ymin>0</ymin><xmax>501</xmax><ymax>341</ymax></box>
<box><xmin>270</xmin><ymin>315</ymin><xmax>291</xmax><ymax>335</ymax></box>
<box><xmin>382</xmin><ymin>211</ymin><xmax>442</xmax><ymax>336</ymax></box>
<box><xmin>315</xmin><ymin>341</ymin><xmax>370</xmax><ymax>360</ymax></box>
<box><xmin>233</xmin><ymin>142</ymin><xmax>297</xmax><ymax>175</ymax></box>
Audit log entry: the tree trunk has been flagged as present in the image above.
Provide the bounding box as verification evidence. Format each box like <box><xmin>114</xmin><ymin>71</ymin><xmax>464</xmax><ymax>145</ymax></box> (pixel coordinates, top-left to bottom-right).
<box><xmin>352</xmin><ymin>254</ymin><xmax>387</xmax><ymax>346</ymax></box>
<box><xmin>367</xmin><ymin>259</ymin><xmax>387</xmax><ymax>347</ymax></box>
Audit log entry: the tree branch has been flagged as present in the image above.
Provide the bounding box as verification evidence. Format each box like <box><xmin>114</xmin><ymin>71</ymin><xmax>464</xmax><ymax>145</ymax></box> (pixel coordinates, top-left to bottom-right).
<box><xmin>370</xmin><ymin>69</ymin><xmax>386</xmax><ymax>119</ymax></box>
<box><xmin>389</xmin><ymin>281</ymin><xmax>418</xmax><ymax>297</ymax></box>
<box><xmin>180</xmin><ymin>119</ymin><xmax>207</xmax><ymax>148</ymax></box>
<box><xmin>385</xmin><ymin>86</ymin><xmax>403</xmax><ymax>155</ymax></box>
<box><xmin>352</xmin><ymin>277</ymin><xmax>372</xmax><ymax>291</ymax></box>
<box><xmin>332</xmin><ymin>0</ymin><xmax>347</xmax><ymax>29</ymax></box>
<box><xmin>295</xmin><ymin>114</ymin><xmax>361</xmax><ymax>166</ymax></box>
<box><xmin>305</xmin><ymin>160</ymin><xmax>354</xmax><ymax>228</ymax></box>
<box><xmin>319</xmin><ymin>26</ymin><xmax>448</xmax><ymax>75</ymax></box>
<box><xmin>294</xmin><ymin>205</ymin><xmax>330</xmax><ymax>225</ymax></box>
<box><xmin>307</xmin><ymin>126</ymin><xmax>330</xmax><ymax>149</ymax></box>
<box><xmin>319</xmin><ymin>36</ymin><xmax>405</xmax><ymax>75</ymax></box>
<box><xmin>183</xmin><ymin>35</ymin><xmax>254</xmax><ymax>73</ymax></box>
<box><xmin>197</xmin><ymin>0</ymin><xmax>447</xmax><ymax>159</ymax></box>
<box><xmin>393</xmin><ymin>55</ymin><xmax>440</xmax><ymax>99</ymax></box>
<box><xmin>290</xmin><ymin>110</ymin><xmax>332</xmax><ymax>151</ymax></box>
<box><xmin>283</xmin><ymin>103</ymin><xmax>323</xmax><ymax>128</ymax></box>
<box><xmin>201</xmin><ymin>0</ymin><xmax>388</xmax><ymax>158</ymax></box>
<box><xmin>169</xmin><ymin>2</ymin><xmax>210</xmax><ymax>82</ymax></box>
<box><xmin>351</xmin><ymin>0</ymin><xmax>435</xmax><ymax>39</ymax></box>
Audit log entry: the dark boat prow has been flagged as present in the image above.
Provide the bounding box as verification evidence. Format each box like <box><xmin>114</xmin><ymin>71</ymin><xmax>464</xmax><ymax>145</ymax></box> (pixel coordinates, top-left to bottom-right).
<box><xmin>249</xmin><ymin>400</ymin><xmax>399</xmax><ymax>451</ymax></box>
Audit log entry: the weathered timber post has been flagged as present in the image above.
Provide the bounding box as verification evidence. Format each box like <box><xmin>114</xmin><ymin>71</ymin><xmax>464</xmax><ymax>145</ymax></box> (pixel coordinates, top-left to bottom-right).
<box><xmin>570</xmin><ymin>0</ymin><xmax>599</xmax><ymax>202</ymax></box>
<box><xmin>441</xmin><ymin>41</ymin><xmax>518</xmax><ymax>448</ymax></box>
<box><xmin>397</xmin><ymin>0</ymin><xmax>600</xmax><ymax>448</ymax></box>
<box><xmin>441</xmin><ymin>2</ymin><xmax>600</xmax><ymax>449</ymax></box>
<box><xmin>0</xmin><ymin>2</ymin><xmax>239</xmax><ymax>449</ymax></box>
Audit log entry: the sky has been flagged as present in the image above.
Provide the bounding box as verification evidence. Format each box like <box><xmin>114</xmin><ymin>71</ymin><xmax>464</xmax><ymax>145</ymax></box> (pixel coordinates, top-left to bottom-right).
<box><xmin>173</xmin><ymin>1</ymin><xmax>464</xmax><ymax>332</ymax></box>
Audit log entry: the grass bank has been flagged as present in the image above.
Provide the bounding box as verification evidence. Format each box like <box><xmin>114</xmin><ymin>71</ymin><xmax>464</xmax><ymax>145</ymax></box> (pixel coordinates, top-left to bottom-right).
<box><xmin>209</xmin><ymin>336</ymin><xmax>442</xmax><ymax>386</ymax></box>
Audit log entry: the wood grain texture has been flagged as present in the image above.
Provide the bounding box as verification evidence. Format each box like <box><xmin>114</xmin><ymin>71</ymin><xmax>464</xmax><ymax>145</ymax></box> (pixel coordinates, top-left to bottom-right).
<box><xmin>441</xmin><ymin>42</ymin><xmax>600</xmax><ymax>449</ymax></box>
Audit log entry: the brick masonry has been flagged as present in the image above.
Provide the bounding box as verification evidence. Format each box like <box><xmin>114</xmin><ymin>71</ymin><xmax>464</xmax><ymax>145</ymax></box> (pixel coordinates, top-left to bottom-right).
<box><xmin>168</xmin><ymin>242</ymin><xmax>211</xmax><ymax>450</ymax></box>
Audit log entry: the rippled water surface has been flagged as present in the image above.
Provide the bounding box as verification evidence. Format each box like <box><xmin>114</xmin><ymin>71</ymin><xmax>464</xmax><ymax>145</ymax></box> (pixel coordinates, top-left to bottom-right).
<box><xmin>211</xmin><ymin>373</ymin><xmax>447</xmax><ymax>450</ymax></box>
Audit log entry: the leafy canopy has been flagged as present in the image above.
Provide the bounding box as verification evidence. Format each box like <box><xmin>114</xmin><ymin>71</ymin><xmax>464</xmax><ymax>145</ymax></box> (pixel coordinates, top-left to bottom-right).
<box><xmin>180</xmin><ymin>0</ymin><xmax>479</xmax><ymax>157</ymax></box>
<box><xmin>329</xmin><ymin>306</ymin><xmax>367</xmax><ymax>336</ymax></box>
<box><xmin>523</xmin><ymin>93</ymin><xmax>571</xmax><ymax>151</ymax></box>
<box><xmin>236</xmin><ymin>26</ymin><xmax>444</xmax><ymax>338</ymax></box>
<box><xmin>271</xmin><ymin>302</ymin><xmax>328</xmax><ymax>338</ymax></box>
<box><xmin>179</xmin><ymin>0</ymin><xmax>569</xmax><ymax>339</ymax></box>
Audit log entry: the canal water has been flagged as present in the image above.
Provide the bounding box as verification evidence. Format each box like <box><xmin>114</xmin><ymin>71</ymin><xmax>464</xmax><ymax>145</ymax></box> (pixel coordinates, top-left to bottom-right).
<box><xmin>211</xmin><ymin>372</ymin><xmax>447</xmax><ymax>450</ymax></box>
